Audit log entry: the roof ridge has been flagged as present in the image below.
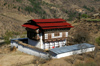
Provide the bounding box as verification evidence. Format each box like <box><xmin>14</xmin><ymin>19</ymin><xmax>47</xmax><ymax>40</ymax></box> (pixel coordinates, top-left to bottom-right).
<box><xmin>22</xmin><ymin>19</ymin><xmax>73</xmax><ymax>30</ymax></box>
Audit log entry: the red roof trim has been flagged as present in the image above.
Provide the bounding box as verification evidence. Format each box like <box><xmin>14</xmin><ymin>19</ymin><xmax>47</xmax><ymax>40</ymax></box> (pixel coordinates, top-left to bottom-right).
<box><xmin>22</xmin><ymin>18</ymin><xmax>73</xmax><ymax>30</ymax></box>
<box><xmin>42</xmin><ymin>26</ymin><xmax>73</xmax><ymax>29</ymax></box>
<box><xmin>32</xmin><ymin>18</ymin><xmax>66</xmax><ymax>23</ymax></box>
<box><xmin>37</xmin><ymin>22</ymin><xmax>71</xmax><ymax>27</ymax></box>
<box><xmin>22</xmin><ymin>24</ymin><xmax>39</xmax><ymax>29</ymax></box>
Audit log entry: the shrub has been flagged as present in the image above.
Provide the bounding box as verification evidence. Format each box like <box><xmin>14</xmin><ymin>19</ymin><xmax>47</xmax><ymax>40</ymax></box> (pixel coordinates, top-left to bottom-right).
<box><xmin>28</xmin><ymin>0</ymin><xmax>45</xmax><ymax>14</ymax></box>
<box><xmin>42</xmin><ymin>1</ymin><xmax>57</xmax><ymax>7</ymax></box>
<box><xmin>95</xmin><ymin>37</ymin><xmax>100</xmax><ymax>46</ymax></box>
<box><xmin>4</xmin><ymin>3</ymin><xmax>7</xmax><ymax>6</ymax></box>
<box><xmin>42</xmin><ymin>16</ymin><xmax>46</xmax><ymax>19</ymax></box>
<box><xmin>83</xmin><ymin>5</ymin><xmax>91</xmax><ymax>11</ymax></box>
<box><xmin>16</xmin><ymin>0</ymin><xmax>22</xmax><ymax>3</ymax></box>
<box><xmin>25</xmin><ymin>6</ymin><xmax>34</xmax><ymax>13</ymax></box>
<box><xmin>33</xmin><ymin>56</ymin><xmax>51</xmax><ymax>65</ymax></box>
<box><xmin>81</xmin><ymin>14</ymin><xmax>88</xmax><ymax>18</ymax></box>
<box><xmin>86</xmin><ymin>19</ymin><xmax>100</xmax><ymax>22</ymax></box>
<box><xmin>25</xmin><ymin>0</ymin><xmax>46</xmax><ymax>17</ymax></box>
<box><xmin>3</xmin><ymin>31</ymin><xmax>13</xmax><ymax>44</ymax></box>
<box><xmin>65</xmin><ymin>10</ymin><xmax>68</xmax><ymax>13</ymax></box>
<box><xmin>18</xmin><ymin>6</ymin><xmax>21</xmax><ymax>11</ymax></box>
<box><xmin>94</xmin><ymin>0</ymin><xmax>100</xmax><ymax>1</ymax></box>
<box><xmin>67</xmin><ymin>11</ymin><xmax>78</xmax><ymax>21</ymax></box>
<box><xmin>3</xmin><ymin>31</ymin><xmax>20</xmax><ymax>44</ymax></box>
<box><xmin>97</xmin><ymin>25</ymin><xmax>100</xmax><ymax>30</ymax></box>
<box><xmin>83</xmin><ymin>5</ymin><xmax>95</xmax><ymax>12</ymax></box>
<box><xmin>13</xmin><ymin>6</ymin><xmax>17</xmax><ymax>9</ymax></box>
<box><xmin>91</xmin><ymin>7</ymin><xmax>95</xmax><ymax>12</ymax></box>
<box><xmin>73</xmin><ymin>28</ymin><xmax>90</xmax><ymax>43</ymax></box>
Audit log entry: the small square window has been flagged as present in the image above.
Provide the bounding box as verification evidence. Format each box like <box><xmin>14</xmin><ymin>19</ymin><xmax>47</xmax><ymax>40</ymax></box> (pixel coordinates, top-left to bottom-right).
<box><xmin>54</xmin><ymin>33</ymin><xmax>59</xmax><ymax>36</ymax></box>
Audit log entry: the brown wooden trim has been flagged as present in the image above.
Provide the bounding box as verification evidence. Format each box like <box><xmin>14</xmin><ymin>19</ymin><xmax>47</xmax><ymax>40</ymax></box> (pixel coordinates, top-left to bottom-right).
<box><xmin>44</xmin><ymin>38</ymin><xmax>67</xmax><ymax>42</ymax></box>
<box><xmin>49</xmin><ymin>42</ymin><xmax>50</xmax><ymax>50</ymax></box>
<box><xmin>44</xmin><ymin>29</ymin><xmax>70</xmax><ymax>33</ymax></box>
<box><xmin>48</xmin><ymin>33</ymin><xmax>51</xmax><ymax>40</ymax></box>
<box><xmin>57</xmin><ymin>38</ymin><xmax>61</xmax><ymax>41</ymax></box>
<box><xmin>43</xmin><ymin>32</ymin><xmax>68</xmax><ymax>41</ymax></box>
<box><xmin>52</xmin><ymin>39</ymin><xmax>56</xmax><ymax>41</ymax></box>
<box><xmin>54</xmin><ymin>33</ymin><xmax>60</xmax><ymax>36</ymax></box>
<box><xmin>63</xmin><ymin>32</ymin><xmax>66</xmax><ymax>38</ymax></box>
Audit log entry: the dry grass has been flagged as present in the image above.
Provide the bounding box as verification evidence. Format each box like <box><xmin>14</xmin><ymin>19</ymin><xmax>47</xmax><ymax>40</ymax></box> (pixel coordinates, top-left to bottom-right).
<box><xmin>0</xmin><ymin>44</ymin><xmax>100</xmax><ymax>66</ymax></box>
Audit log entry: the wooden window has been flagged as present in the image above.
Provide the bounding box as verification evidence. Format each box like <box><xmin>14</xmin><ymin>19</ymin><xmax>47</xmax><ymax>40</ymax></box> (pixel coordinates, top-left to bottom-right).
<box><xmin>27</xmin><ymin>31</ymin><xmax>37</xmax><ymax>40</ymax></box>
<box><xmin>54</xmin><ymin>33</ymin><xmax>59</xmax><ymax>36</ymax></box>
<box><xmin>62</xmin><ymin>32</ymin><xmax>65</xmax><ymax>38</ymax></box>
<box><xmin>65</xmin><ymin>32</ymin><xmax>68</xmax><ymax>37</ymax></box>
<box><xmin>52</xmin><ymin>33</ymin><xmax>62</xmax><ymax>38</ymax></box>
<box><xmin>55</xmin><ymin>46</ymin><xmax>59</xmax><ymax>48</ymax></box>
<box><xmin>45</xmin><ymin>34</ymin><xmax>48</xmax><ymax>39</ymax></box>
<box><xmin>48</xmin><ymin>33</ymin><xmax>51</xmax><ymax>39</ymax></box>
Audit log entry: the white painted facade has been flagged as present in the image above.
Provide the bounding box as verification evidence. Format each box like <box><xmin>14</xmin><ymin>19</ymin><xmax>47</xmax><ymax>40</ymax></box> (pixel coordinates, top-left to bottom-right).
<box><xmin>11</xmin><ymin>39</ymin><xmax>49</xmax><ymax>59</ymax></box>
<box><xmin>51</xmin><ymin>32</ymin><xmax>62</xmax><ymax>38</ymax></box>
<box><xmin>44</xmin><ymin>32</ymin><xmax>68</xmax><ymax>39</ymax></box>
<box><xmin>27</xmin><ymin>32</ymin><xmax>68</xmax><ymax>50</ymax></box>
<box><xmin>11</xmin><ymin>38</ymin><xmax>95</xmax><ymax>59</ymax></box>
<box><xmin>43</xmin><ymin>40</ymin><xmax>66</xmax><ymax>50</ymax></box>
<box><xmin>28</xmin><ymin>33</ymin><xmax>44</xmax><ymax>49</ymax></box>
<box><xmin>53</xmin><ymin>47</ymin><xmax>95</xmax><ymax>58</ymax></box>
<box><xmin>65</xmin><ymin>32</ymin><xmax>68</xmax><ymax>37</ymax></box>
<box><xmin>44</xmin><ymin>34</ymin><xmax>48</xmax><ymax>39</ymax></box>
<box><xmin>43</xmin><ymin>32</ymin><xmax>68</xmax><ymax>50</ymax></box>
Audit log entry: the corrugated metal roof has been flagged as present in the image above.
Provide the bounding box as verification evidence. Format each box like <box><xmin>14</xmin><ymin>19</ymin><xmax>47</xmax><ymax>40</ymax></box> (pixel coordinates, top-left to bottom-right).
<box><xmin>49</xmin><ymin>43</ymin><xmax>95</xmax><ymax>55</ymax></box>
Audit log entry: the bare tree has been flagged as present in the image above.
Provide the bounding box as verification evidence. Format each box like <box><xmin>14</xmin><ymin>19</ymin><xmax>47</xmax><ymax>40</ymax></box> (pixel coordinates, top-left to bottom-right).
<box><xmin>73</xmin><ymin>28</ymin><xmax>90</xmax><ymax>44</ymax></box>
<box><xmin>71</xmin><ymin>51</ymin><xmax>78</xmax><ymax>65</ymax></box>
<box><xmin>92</xmin><ymin>38</ymin><xmax>98</xmax><ymax>60</ymax></box>
<box><xmin>78</xmin><ymin>44</ymin><xmax>88</xmax><ymax>61</ymax></box>
<box><xmin>93</xmin><ymin>46</ymin><xmax>99</xmax><ymax>60</ymax></box>
<box><xmin>65</xmin><ymin>51</ymin><xmax>77</xmax><ymax>66</ymax></box>
<box><xmin>91</xmin><ymin>38</ymin><xmax>99</xmax><ymax>60</ymax></box>
<box><xmin>33</xmin><ymin>53</ymin><xmax>52</xmax><ymax>66</ymax></box>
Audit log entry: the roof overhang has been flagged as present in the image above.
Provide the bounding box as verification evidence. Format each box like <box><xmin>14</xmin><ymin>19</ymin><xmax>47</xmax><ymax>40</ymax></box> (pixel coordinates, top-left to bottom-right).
<box><xmin>22</xmin><ymin>24</ymin><xmax>39</xmax><ymax>30</ymax></box>
<box><xmin>22</xmin><ymin>18</ymin><xmax>73</xmax><ymax>30</ymax></box>
<box><xmin>32</xmin><ymin>18</ymin><xmax>66</xmax><ymax>23</ymax></box>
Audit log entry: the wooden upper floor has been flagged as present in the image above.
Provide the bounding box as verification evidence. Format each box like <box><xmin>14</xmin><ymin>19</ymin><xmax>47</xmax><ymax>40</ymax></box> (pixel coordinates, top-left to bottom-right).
<box><xmin>22</xmin><ymin>18</ymin><xmax>73</xmax><ymax>41</ymax></box>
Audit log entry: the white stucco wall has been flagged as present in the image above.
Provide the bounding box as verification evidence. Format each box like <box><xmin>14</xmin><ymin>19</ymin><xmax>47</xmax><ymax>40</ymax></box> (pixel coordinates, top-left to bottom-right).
<box><xmin>11</xmin><ymin>38</ymin><xmax>95</xmax><ymax>59</ymax></box>
<box><xmin>11</xmin><ymin>39</ymin><xmax>49</xmax><ymax>59</ymax></box>
<box><xmin>51</xmin><ymin>32</ymin><xmax>62</xmax><ymax>38</ymax></box>
<box><xmin>17</xmin><ymin>45</ymin><xmax>48</xmax><ymax>58</ymax></box>
<box><xmin>28</xmin><ymin>33</ymin><xmax>43</xmax><ymax>49</ymax></box>
<box><xmin>55</xmin><ymin>47</ymin><xmax>95</xmax><ymax>58</ymax></box>
<box><xmin>43</xmin><ymin>40</ymin><xmax>66</xmax><ymax>50</ymax></box>
<box><xmin>11</xmin><ymin>41</ymin><xmax>18</xmax><ymax>48</ymax></box>
<box><xmin>44</xmin><ymin>32</ymin><xmax>68</xmax><ymax>39</ymax></box>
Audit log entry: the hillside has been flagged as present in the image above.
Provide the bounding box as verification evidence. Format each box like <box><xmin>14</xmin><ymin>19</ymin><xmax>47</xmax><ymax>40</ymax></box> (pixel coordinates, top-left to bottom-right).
<box><xmin>0</xmin><ymin>0</ymin><xmax>100</xmax><ymax>36</ymax></box>
<box><xmin>0</xmin><ymin>0</ymin><xmax>100</xmax><ymax>66</ymax></box>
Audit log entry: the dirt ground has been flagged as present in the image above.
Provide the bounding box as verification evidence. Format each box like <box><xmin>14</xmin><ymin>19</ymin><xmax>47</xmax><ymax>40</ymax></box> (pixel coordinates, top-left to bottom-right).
<box><xmin>0</xmin><ymin>53</ymin><xmax>34</xmax><ymax>66</ymax></box>
<box><xmin>0</xmin><ymin>44</ymin><xmax>100</xmax><ymax>66</ymax></box>
<box><xmin>0</xmin><ymin>45</ymin><xmax>34</xmax><ymax>66</ymax></box>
